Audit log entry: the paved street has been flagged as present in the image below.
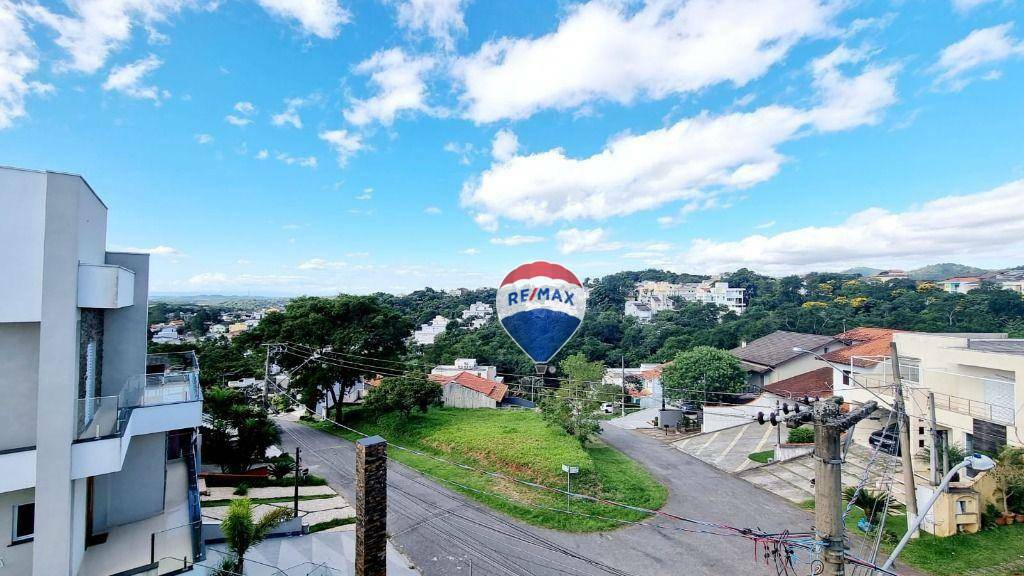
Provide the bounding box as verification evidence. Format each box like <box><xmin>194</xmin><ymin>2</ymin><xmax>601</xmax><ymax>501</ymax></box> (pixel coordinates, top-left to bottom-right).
<box><xmin>276</xmin><ymin>417</ymin><xmax>830</xmax><ymax>576</ymax></box>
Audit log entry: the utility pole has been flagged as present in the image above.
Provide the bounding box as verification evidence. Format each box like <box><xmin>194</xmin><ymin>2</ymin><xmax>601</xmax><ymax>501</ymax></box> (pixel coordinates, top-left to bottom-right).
<box><xmin>890</xmin><ymin>342</ymin><xmax>919</xmax><ymax>538</ymax></box>
<box><xmin>620</xmin><ymin>356</ymin><xmax>626</xmax><ymax>417</ymax></box>
<box><xmin>759</xmin><ymin>397</ymin><xmax>878</xmax><ymax>576</ymax></box>
<box><xmin>262</xmin><ymin>343</ymin><xmax>276</xmax><ymax>409</ymax></box>
<box><xmin>928</xmin><ymin>391</ymin><xmax>940</xmax><ymax>486</ymax></box>
<box><xmin>294</xmin><ymin>446</ymin><xmax>301</xmax><ymax>518</ymax></box>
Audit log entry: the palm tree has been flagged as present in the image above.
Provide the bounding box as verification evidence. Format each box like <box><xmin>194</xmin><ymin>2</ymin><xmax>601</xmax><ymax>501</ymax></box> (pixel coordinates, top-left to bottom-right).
<box><xmin>219</xmin><ymin>498</ymin><xmax>293</xmax><ymax>574</ymax></box>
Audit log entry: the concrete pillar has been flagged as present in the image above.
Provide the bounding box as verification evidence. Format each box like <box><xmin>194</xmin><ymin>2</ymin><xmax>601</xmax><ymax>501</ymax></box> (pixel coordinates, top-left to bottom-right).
<box><xmin>355</xmin><ymin>435</ymin><xmax>387</xmax><ymax>576</ymax></box>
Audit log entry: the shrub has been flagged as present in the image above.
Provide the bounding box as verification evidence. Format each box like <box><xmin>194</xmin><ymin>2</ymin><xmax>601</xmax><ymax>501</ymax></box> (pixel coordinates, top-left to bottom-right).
<box><xmin>269</xmin><ymin>455</ymin><xmax>295</xmax><ymax>480</ymax></box>
<box><xmin>233</xmin><ymin>482</ymin><xmax>250</xmax><ymax>496</ymax></box>
<box><xmin>788</xmin><ymin>427</ymin><xmax>814</xmax><ymax>444</ymax></box>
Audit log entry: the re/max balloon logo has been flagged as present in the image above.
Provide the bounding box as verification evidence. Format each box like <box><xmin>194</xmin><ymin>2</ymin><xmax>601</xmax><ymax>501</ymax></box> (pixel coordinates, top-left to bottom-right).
<box><xmin>506</xmin><ymin>287</ymin><xmax>577</xmax><ymax>306</ymax></box>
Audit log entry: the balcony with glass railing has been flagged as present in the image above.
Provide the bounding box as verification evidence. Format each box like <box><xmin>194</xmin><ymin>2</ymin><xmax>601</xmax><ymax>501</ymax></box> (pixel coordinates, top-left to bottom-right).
<box><xmin>76</xmin><ymin>351</ymin><xmax>202</xmax><ymax>441</ymax></box>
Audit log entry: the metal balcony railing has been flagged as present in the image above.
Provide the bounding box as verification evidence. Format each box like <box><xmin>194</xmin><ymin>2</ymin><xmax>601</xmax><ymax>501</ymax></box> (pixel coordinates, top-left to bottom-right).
<box><xmin>76</xmin><ymin>351</ymin><xmax>202</xmax><ymax>440</ymax></box>
<box><xmin>930</xmin><ymin>391</ymin><xmax>1015</xmax><ymax>425</ymax></box>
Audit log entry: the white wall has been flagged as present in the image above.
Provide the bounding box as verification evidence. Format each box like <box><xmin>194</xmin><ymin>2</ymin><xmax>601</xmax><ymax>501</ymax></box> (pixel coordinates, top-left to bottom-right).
<box><xmin>0</xmin><ymin>168</ymin><xmax>45</xmax><ymax>322</ymax></box>
<box><xmin>0</xmin><ymin>323</ymin><xmax>40</xmax><ymax>451</ymax></box>
<box><xmin>0</xmin><ymin>488</ymin><xmax>35</xmax><ymax>575</ymax></box>
<box><xmin>92</xmin><ymin>432</ymin><xmax>167</xmax><ymax>533</ymax></box>
<box><xmin>102</xmin><ymin>252</ymin><xmax>150</xmax><ymax>398</ymax></box>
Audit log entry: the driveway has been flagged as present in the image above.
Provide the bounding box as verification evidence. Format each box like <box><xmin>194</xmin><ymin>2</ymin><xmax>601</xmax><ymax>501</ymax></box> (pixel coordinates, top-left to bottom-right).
<box><xmin>275</xmin><ymin>417</ymin><xmax>837</xmax><ymax>576</ymax></box>
<box><xmin>672</xmin><ymin>422</ymin><xmax>777</xmax><ymax>473</ymax></box>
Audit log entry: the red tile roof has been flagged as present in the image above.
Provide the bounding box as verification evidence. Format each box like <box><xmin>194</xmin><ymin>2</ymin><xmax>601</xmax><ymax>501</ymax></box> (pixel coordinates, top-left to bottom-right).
<box><xmin>640</xmin><ymin>364</ymin><xmax>666</xmax><ymax>380</ymax></box>
<box><xmin>942</xmin><ymin>276</ymin><xmax>982</xmax><ymax>283</ymax></box>
<box><xmin>823</xmin><ymin>327</ymin><xmax>899</xmax><ymax>367</ymax></box>
<box><xmin>762</xmin><ymin>367</ymin><xmax>833</xmax><ymax>399</ymax></box>
<box><xmin>429</xmin><ymin>371</ymin><xmax>508</xmax><ymax>403</ymax></box>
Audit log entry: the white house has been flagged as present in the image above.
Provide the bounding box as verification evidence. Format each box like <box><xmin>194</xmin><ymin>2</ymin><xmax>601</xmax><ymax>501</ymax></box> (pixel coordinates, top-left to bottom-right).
<box><xmin>460</xmin><ymin>302</ymin><xmax>494</xmax><ymax>329</ymax></box>
<box><xmin>431</xmin><ymin>358</ymin><xmax>500</xmax><ymax>382</ymax></box>
<box><xmin>624</xmin><ymin>279</ymin><xmax>746</xmax><ymax>322</ymax></box>
<box><xmin>0</xmin><ymin>167</ymin><xmax>204</xmax><ymax>575</ymax></box>
<box><xmin>940</xmin><ymin>276</ymin><xmax>982</xmax><ymax>294</ymax></box>
<box><xmin>412</xmin><ymin>315</ymin><xmax>449</xmax><ymax>345</ymax></box>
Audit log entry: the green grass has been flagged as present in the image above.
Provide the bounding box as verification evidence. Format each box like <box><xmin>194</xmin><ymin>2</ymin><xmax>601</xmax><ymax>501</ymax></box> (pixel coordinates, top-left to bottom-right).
<box><xmin>799</xmin><ymin>499</ymin><xmax>1024</xmax><ymax>575</ymax></box>
<box><xmin>308</xmin><ymin>517</ymin><xmax>356</xmax><ymax>533</ymax></box>
<box><xmin>305</xmin><ymin>407</ymin><xmax>668</xmax><ymax>532</ymax></box>
<box><xmin>748</xmin><ymin>450</ymin><xmax>774</xmax><ymax>464</ymax></box>
<box><xmin>201</xmin><ymin>494</ymin><xmax>335</xmax><ymax>508</ymax></box>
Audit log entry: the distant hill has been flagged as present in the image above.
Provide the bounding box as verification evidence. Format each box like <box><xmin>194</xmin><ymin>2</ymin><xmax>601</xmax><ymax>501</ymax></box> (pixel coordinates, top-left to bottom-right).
<box><xmin>907</xmin><ymin>263</ymin><xmax>990</xmax><ymax>281</ymax></box>
<box><xmin>841</xmin><ymin>266</ymin><xmax>883</xmax><ymax>277</ymax></box>
<box><xmin>150</xmin><ymin>294</ymin><xmax>291</xmax><ymax>308</ymax></box>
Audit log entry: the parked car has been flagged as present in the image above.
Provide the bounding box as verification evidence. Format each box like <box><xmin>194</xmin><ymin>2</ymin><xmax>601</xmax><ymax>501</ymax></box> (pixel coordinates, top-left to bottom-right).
<box><xmin>869</xmin><ymin>423</ymin><xmax>901</xmax><ymax>456</ymax></box>
<box><xmin>600</xmin><ymin>402</ymin><xmax>616</xmax><ymax>414</ymax></box>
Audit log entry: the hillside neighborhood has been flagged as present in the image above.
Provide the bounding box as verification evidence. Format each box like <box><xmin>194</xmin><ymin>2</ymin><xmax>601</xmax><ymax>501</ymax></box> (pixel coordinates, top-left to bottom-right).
<box><xmin>5</xmin><ymin>1</ymin><xmax>1024</xmax><ymax>576</ymax></box>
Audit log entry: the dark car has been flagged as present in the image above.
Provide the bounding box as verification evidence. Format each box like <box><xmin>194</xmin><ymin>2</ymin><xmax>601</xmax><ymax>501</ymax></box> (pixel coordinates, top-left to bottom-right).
<box><xmin>868</xmin><ymin>423</ymin><xmax>901</xmax><ymax>456</ymax></box>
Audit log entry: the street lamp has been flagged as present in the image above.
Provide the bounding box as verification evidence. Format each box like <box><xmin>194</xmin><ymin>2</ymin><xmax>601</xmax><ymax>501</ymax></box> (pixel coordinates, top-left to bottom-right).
<box><xmin>562</xmin><ymin>464</ymin><xmax>579</xmax><ymax>511</ymax></box>
<box><xmin>880</xmin><ymin>453</ymin><xmax>996</xmax><ymax>572</ymax></box>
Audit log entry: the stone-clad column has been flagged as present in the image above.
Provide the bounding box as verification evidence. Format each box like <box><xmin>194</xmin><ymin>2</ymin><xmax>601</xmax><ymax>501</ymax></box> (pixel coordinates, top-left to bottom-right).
<box><xmin>356</xmin><ymin>435</ymin><xmax>387</xmax><ymax>576</ymax></box>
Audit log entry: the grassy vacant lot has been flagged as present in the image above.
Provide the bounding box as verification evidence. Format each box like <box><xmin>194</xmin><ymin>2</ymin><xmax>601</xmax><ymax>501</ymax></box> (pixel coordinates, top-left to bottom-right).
<box><xmin>306</xmin><ymin>407</ymin><xmax>668</xmax><ymax>532</ymax></box>
<box><xmin>800</xmin><ymin>500</ymin><xmax>1024</xmax><ymax>575</ymax></box>
<box><xmin>748</xmin><ymin>450</ymin><xmax>774</xmax><ymax>464</ymax></box>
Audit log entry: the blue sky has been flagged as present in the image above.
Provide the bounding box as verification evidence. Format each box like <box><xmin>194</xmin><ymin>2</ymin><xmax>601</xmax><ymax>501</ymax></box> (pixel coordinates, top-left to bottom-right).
<box><xmin>3</xmin><ymin>0</ymin><xmax>1024</xmax><ymax>295</ymax></box>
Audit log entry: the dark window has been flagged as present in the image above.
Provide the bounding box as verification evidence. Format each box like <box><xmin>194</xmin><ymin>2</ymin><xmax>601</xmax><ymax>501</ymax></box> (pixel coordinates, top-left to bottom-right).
<box><xmin>972</xmin><ymin>419</ymin><xmax>1007</xmax><ymax>454</ymax></box>
<box><xmin>13</xmin><ymin>503</ymin><xmax>34</xmax><ymax>541</ymax></box>
<box><xmin>919</xmin><ymin>426</ymin><xmax>925</xmax><ymax>435</ymax></box>
<box><xmin>842</xmin><ymin>372</ymin><xmax>850</xmax><ymax>387</ymax></box>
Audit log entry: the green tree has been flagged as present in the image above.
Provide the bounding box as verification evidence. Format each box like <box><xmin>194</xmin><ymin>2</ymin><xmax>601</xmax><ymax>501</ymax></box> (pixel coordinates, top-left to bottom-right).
<box><xmin>219</xmin><ymin>498</ymin><xmax>293</xmax><ymax>574</ymax></box>
<box><xmin>362</xmin><ymin>374</ymin><xmax>442</xmax><ymax>418</ymax></box>
<box><xmin>201</xmin><ymin>386</ymin><xmax>280</xmax><ymax>472</ymax></box>
<box><xmin>661</xmin><ymin>346</ymin><xmax>746</xmax><ymax>404</ymax></box>
<box><xmin>991</xmin><ymin>446</ymin><xmax>1024</xmax><ymax>513</ymax></box>
<box><xmin>257</xmin><ymin>295</ymin><xmax>411</xmax><ymax>421</ymax></box>
<box><xmin>539</xmin><ymin>354</ymin><xmax>603</xmax><ymax>445</ymax></box>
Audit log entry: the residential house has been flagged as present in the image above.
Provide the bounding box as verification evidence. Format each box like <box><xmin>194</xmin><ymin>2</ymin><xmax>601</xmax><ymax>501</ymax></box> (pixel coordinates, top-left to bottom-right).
<box><xmin>730</xmin><ymin>331</ymin><xmax>841</xmax><ymax>389</ymax></box>
<box><xmin>151</xmin><ymin>326</ymin><xmax>181</xmax><ymax>344</ymax></box>
<box><xmin>984</xmin><ymin>269</ymin><xmax>1024</xmax><ymax>294</ymax></box>
<box><xmin>603</xmin><ymin>363</ymin><xmax>664</xmax><ymax>407</ymax></box>
<box><xmin>0</xmin><ymin>167</ymin><xmax>204</xmax><ymax>575</ymax></box>
<box><xmin>428</xmin><ymin>372</ymin><xmax>510</xmax><ymax>409</ymax></box>
<box><xmin>431</xmin><ymin>358</ymin><xmax>500</xmax><ymax>382</ymax></box>
<box><xmin>940</xmin><ymin>276</ymin><xmax>982</xmax><ymax>294</ymax></box>
<box><xmin>624</xmin><ymin>279</ymin><xmax>746</xmax><ymax>322</ymax></box>
<box><xmin>412</xmin><ymin>315</ymin><xmax>449</xmax><ymax>345</ymax></box>
<box><xmin>870</xmin><ymin>269</ymin><xmax>909</xmax><ymax>282</ymax></box>
<box><xmin>460</xmin><ymin>302</ymin><xmax>494</xmax><ymax>329</ymax></box>
<box><xmin>760</xmin><ymin>367</ymin><xmax>834</xmax><ymax>402</ymax></box>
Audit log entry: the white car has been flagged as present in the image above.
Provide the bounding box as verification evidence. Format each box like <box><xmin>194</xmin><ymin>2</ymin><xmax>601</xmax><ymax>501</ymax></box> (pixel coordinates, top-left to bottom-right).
<box><xmin>600</xmin><ymin>402</ymin><xmax>616</xmax><ymax>414</ymax></box>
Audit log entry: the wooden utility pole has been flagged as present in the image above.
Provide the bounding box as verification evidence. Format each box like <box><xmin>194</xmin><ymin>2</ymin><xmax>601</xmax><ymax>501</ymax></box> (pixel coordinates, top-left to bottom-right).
<box><xmin>620</xmin><ymin>356</ymin><xmax>626</xmax><ymax>417</ymax></box>
<box><xmin>769</xmin><ymin>398</ymin><xmax>878</xmax><ymax>576</ymax></box>
<box><xmin>890</xmin><ymin>342</ymin><xmax>919</xmax><ymax>537</ymax></box>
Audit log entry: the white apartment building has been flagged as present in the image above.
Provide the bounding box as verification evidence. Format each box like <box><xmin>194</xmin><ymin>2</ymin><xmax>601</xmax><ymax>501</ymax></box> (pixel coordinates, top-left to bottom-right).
<box><xmin>460</xmin><ymin>302</ymin><xmax>494</xmax><ymax>329</ymax></box>
<box><xmin>431</xmin><ymin>358</ymin><xmax>501</xmax><ymax>382</ymax></box>
<box><xmin>0</xmin><ymin>168</ymin><xmax>204</xmax><ymax>575</ymax></box>
<box><xmin>412</xmin><ymin>315</ymin><xmax>449</xmax><ymax>345</ymax></box>
<box><xmin>624</xmin><ymin>279</ymin><xmax>746</xmax><ymax>322</ymax></box>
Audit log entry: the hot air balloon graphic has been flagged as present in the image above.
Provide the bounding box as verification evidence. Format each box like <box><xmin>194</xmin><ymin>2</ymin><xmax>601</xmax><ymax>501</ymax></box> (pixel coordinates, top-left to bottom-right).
<box><xmin>496</xmin><ymin>261</ymin><xmax>587</xmax><ymax>369</ymax></box>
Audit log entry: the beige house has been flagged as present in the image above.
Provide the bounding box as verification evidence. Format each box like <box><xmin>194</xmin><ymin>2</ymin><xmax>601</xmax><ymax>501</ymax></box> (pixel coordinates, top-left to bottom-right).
<box><xmin>730</xmin><ymin>330</ymin><xmax>842</xmax><ymax>389</ymax></box>
<box><xmin>835</xmin><ymin>330</ymin><xmax>1022</xmax><ymax>536</ymax></box>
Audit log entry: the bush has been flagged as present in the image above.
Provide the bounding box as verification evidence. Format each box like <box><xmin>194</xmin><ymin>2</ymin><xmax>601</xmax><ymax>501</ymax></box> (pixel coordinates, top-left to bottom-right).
<box><xmin>362</xmin><ymin>374</ymin><xmax>441</xmax><ymax>418</ymax></box>
<box><xmin>982</xmin><ymin>502</ymin><xmax>1001</xmax><ymax>529</ymax></box>
<box><xmin>269</xmin><ymin>455</ymin><xmax>295</xmax><ymax>480</ymax></box>
<box><xmin>233</xmin><ymin>482</ymin><xmax>250</xmax><ymax>496</ymax></box>
<box><xmin>788</xmin><ymin>427</ymin><xmax>814</xmax><ymax>444</ymax></box>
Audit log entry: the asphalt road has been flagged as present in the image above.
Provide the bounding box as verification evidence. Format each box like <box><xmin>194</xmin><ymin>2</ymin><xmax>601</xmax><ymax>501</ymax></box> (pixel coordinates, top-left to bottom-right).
<box><xmin>276</xmin><ymin>417</ymin><xmax>892</xmax><ymax>576</ymax></box>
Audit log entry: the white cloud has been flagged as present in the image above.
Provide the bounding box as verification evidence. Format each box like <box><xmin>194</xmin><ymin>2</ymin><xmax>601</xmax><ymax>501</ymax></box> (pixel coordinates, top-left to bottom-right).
<box><xmin>0</xmin><ymin>1</ymin><xmax>51</xmax><ymax>129</ymax></box>
<box><xmin>276</xmin><ymin>152</ymin><xmax>318</xmax><ymax>168</ymax></box>
<box><xmin>454</xmin><ymin>0</ymin><xmax>839</xmax><ymax>123</ymax></box>
<box><xmin>343</xmin><ymin>48</ymin><xmax>437</xmax><ymax>127</ymax></box>
<box><xmin>755</xmin><ymin>220</ymin><xmax>776</xmax><ymax>229</ymax></box>
<box><xmin>444</xmin><ymin>141</ymin><xmax>474</xmax><ymax>164</ymax></box>
<box><xmin>933</xmin><ymin>23</ymin><xmax>1024</xmax><ymax>91</ymax></box>
<box><xmin>393</xmin><ymin>0</ymin><xmax>467</xmax><ymax>51</ymax></box>
<box><xmin>459</xmin><ymin>247</ymin><xmax>480</xmax><ymax>255</ymax></box>
<box><xmin>255</xmin><ymin>0</ymin><xmax>350</xmax><ymax>39</ymax></box>
<box><xmin>490</xmin><ymin>128</ymin><xmax>518</xmax><ymax>162</ymax></box>
<box><xmin>281</xmin><ymin>223</ymin><xmax>304</xmax><ymax>230</ymax></box>
<box><xmin>22</xmin><ymin>0</ymin><xmax>193</xmax><ymax>74</ymax></box>
<box><xmin>102</xmin><ymin>54</ymin><xmax>165</xmax><ymax>100</ymax></box>
<box><xmin>297</xmin><ymin>258</ymin><xmax>346</xmax><ymax>270</ymax></box>
<box><xmin>236</xmin><ymin>259</ymin><xmax>252</xmax><ymax>264</ymax></box>
<box><xmin>318</xmin><ymin>129</ymin><xmax>363</xmax><ymax>166</ymax></box>
<box><xmin>424</xmin><ymin>206</ymin><xmax>442</xmax><ymax>214</ymax></box>
<box><xmin>272</xmin><ymin>96</ymin><xmax>311</xmax><ymax>128</ymax></box>
<box><xmin>225</xmin><ymin>115</ymin><xmax>252</xmax><ymax>126</ymax></box>
<box><xmin>225</xmin><ymin>100</ymin><xmax>257</xmax><ymax>125</ymax></box>
<box><xmin>234</xmin><ymin>101</ymin><xmax>256</xmax><ymax>115</ymax></box>
<box><xmin>255</xmin><ymin>149</ymin><xmax>269</xmax><ymax>159</ymax></box>
<box><xmin>111</xmin><ymin>244</ymin><xmax>184</xmax><ymax>256</ymax></box>
<box><xmin>355</xmin><ymin>187</ymin><xmax>373</xmax><ymax>200</ymax></box>
<box><xmin>555</xmin><ymin>228</ymin><xmax>624</xmax><ymax>254</ymax></box>
<box><xmin>952</xmin><ymin>0</ymin><xmax>998</xmax><ymax>12</ymax></box>
<box><xmin>489</xmin><ymin>235</ymin><xmax>545</xmax><ymax>246</ymax></box>
<box><xmin>676</xmin><ymin>180</ymin><xmax>1024</xmax><ymax>274</ymax></box>
<box><xmin>463</xmin><ymin>52</ymin><xmax>898</xmax><ymax>228</ymax></box>
<box><xmin>194</xmin><ymin>133</ymin><xmax>213</xmax><ymax>144</ymax></box>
